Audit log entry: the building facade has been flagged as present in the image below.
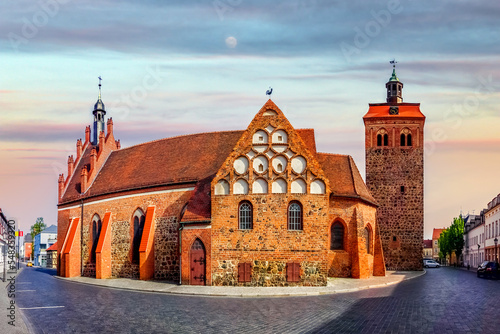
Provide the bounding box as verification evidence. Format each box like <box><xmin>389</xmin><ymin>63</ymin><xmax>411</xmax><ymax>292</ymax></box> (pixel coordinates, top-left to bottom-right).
<box><xmin>56</xmin><ymin>85</ymin><xmax>387</xmax><ymax>286</ymax></box>
<box><xmin>423</xmin><ymin>239</ymin><xmax>432</xmax><ymax>259</ymax></box>
<box><xmin>484</xmin><ymin>194</ymin><xmax>500</xmax><ymax>262</ymax></box>
<box><xmin>463</xmin><ymin>214</ymin><xmax>485</xmax><ymax>268</ymax></box>
<box><xmin>46</xmin><ymin>242</ymin><xmax>58</xmax><ymax>269</ymax></box>
<box><xmin>24</xmin><ymin>234</ymin><xmax>32</xmax><ymax>262</ymax></box>
<box><xmin>432</xmin><ymin>228</ymin><xmax>444</xmax><ymax>262</ymax></box>
<box><xmin>363</xmin><ymin>66</ymin><xmax>425</xmax><ymax>270</ymax></box>
<box><xmin>34</xmin><ymin>225</ymin><xmax>57</xmax><ymax>267</ymax></box>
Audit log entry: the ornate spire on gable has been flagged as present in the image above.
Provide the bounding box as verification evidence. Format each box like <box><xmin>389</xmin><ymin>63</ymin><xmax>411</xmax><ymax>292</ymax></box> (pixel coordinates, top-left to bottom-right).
<box><xmin>92</xmin><ymin>76</ymin><xmax>106</xmax><ymax>144</ymax></box>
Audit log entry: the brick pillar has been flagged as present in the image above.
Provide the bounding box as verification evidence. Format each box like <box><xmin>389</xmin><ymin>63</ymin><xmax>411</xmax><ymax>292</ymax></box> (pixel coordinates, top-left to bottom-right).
<box><xmin>96</xmin><ymin>212</ymin><xmax>112</xmax><ymax>279</ymax></box>
<box><xmin>139</xmin><ymin>206</ymin><xmax>156</xmax><ymax>280</ymax></box>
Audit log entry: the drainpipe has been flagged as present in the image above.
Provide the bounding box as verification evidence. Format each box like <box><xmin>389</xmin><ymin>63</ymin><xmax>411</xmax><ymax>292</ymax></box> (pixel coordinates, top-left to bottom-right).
<box><xmin>179</xmin><ymin>222</ymin><xmax>183</xmax><ymax>285</ymax></box>
<box><xmin>80</xmin><ymin>198</ymin><xmax>84</xmax><ymax>276</ymax></box>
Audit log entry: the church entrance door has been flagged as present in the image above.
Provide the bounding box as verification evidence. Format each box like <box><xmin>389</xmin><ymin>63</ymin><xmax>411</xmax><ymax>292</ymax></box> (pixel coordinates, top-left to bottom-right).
<box><xmin>190</xmin><ymin>239</ymin><xmax>206</xmax><ymax>285</ymax></box>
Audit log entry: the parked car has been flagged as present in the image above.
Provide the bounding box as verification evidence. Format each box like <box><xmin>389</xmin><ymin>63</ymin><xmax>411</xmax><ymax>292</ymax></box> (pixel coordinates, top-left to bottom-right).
<box><xmin>477</xmin><ymin>261</ymin><xmax>500</xmax><ymax>279</ymax></box>
<box><xmin>423</xmin><ymin>260</ymin><xmax>440</xmax><ymax>268</ymax></box>
<box><xmin>26</xmin><ymin>262</ymin><xmax>33</xmax><ymax>267</ymax></box>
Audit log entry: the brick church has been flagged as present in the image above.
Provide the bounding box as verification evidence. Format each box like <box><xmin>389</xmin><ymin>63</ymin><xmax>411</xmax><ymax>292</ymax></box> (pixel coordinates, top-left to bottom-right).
<box><xmin>57</xmin><ymin>67</ymin><xmax>423</xmax><ymax>286</ymax></box>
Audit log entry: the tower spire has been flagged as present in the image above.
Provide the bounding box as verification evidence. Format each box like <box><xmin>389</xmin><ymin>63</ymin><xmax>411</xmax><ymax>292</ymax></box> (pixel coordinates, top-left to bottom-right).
<box><xmin>92</xmin><ymin>76</ymin><xmax>106</xmax><ymax>145</ymax></box>
<box><xmin>98</xmin><ymin>76</ymin><xmax>102</xmax><ymax>100</ymax></box>
<box><xmin>386</xmin><ymin>60</ymin><xmax>403</xmax><ymax>103</ymax></box>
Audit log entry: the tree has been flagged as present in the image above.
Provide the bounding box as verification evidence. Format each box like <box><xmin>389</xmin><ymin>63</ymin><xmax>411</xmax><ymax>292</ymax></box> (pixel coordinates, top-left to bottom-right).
<box><xmin>438</xmin><ymin>215</ymin><xmax>465</xmax><ymax>266</ymax></box>
<box><xmin>30</xmin><ymin>217</ymin><xmax>46</xmax><ymax>256</ymax></box>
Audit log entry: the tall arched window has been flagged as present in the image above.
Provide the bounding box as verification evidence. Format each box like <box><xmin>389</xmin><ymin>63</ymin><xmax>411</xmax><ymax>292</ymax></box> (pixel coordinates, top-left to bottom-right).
<box><xmin>239</xmin><ymin>201</ymin><xmax>253</xmax><ymax>230</ymax></box>
<box><xmin>400</xmin><ymin>133</ymin><xmax>406</xmax><ymax>147</ymax></box>
<box><xmin>330</xmin><ymin>222</ymin><xmax>344</xmax><ymax>250</ymax></box>
<box><xmin>91</xmin><ymin>214</ymin><xmax>102</xmax><ymax>263</ymax></box>
<box><xmin>407</xmin><ymin>133</ymin><xmax>412</xmax><ymax>146</ymax></box>
<box><xmin>377</xmin><ymin>134</ymin><xmax>382</xmax><ymax>146</ymax></box>
<box><xmin>288</xmin><ymin>201</ymin><xmax>303</xmax><ymax>230</ymax></box>
<box><xmin>383</xmin><ymin>134</ymin><xmax>388</xmax><ymax>146</ymax></box>
<box><xmin>132</xmin><ymin>209</ymin><xmax>145</xmax><ymax>264</ymax></box>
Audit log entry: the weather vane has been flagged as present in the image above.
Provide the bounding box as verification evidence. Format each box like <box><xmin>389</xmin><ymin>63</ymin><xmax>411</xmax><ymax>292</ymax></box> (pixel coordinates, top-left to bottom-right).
<box><xmin>98</xmin><ymin>76</ymin><xmax>102</xmax><ymax>98</ymax></box>
<box><xmin>266</xmin><ymin>86</ymin><xmax>273</xmax><ymax>97</ymax></box>
<box><xmin>390</xmin><ymin>59</ymin><xmax>397</xmax><ymax>69</ymax></box>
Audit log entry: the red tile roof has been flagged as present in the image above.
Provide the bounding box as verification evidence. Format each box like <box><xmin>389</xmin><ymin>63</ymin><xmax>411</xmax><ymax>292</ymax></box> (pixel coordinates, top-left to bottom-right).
<box><xmin>363</xmin><ymin>103</ymin><xmax>425</xmax><ymax>119</ymax></box>
<box><xmin>316</xmin><ymin>153</ymin><xmax>377</xmax><ymax>205</ymax></box>
<box><xmin>423</xmin><ymin>239</ymin><xmax>432</xmax><ymax>248</ymax></box>
<box><xmin>46</xmin><ymin>241</ymin><xmax>58</xmax><ymax>251</ymax></box>
<box><xmin>432</xmin><ymin>228</ymin><xmax>445</xmax><ymax>240</ymax></box>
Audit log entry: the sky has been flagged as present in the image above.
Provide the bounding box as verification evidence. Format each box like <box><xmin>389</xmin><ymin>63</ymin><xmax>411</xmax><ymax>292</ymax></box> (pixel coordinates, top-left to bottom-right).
<box><xmin>0</xmin><ymin>0</ymin><xmax>499</xmax><ymax>239</ymax></box>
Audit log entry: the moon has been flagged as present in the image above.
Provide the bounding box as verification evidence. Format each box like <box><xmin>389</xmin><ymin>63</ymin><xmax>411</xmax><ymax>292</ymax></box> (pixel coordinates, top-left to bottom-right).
<box><xmin>225</xmin><ymin>36</ymin><xmax>237</xmax><ymax>48</ymax></box>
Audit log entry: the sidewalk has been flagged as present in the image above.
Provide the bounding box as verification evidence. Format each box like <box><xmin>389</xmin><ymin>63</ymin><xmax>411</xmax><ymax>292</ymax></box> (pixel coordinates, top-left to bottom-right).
<box><xmin>1</xmin><ymin>268</ymin><xmax>30</xmax><ymax>334</ymax></box>
<box><xmin>57</xmin><ymin>270</ymin><xmax>425</xmax><ymax>297</ymax></box>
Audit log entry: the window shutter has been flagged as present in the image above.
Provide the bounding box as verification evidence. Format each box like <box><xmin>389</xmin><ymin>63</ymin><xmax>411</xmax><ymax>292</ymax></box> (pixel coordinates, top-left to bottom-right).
<box><xmin>287</xmin><ymin>262</ymin><xmax>300</xmax><ymax>282</ymax></box>
<box><xmin>238</xmin><ymin>263</ymin><xmax>252</xmax><ymax>282</ymax></box>
<box><xmin>245</xmin><ymin>263</ymin><xmax>251</xmax><ymax>282</ymax></box>
<box><xmin>238</xmin><ymin>263</ymin><xmax>243</xmax><ymax>282</ymax></box>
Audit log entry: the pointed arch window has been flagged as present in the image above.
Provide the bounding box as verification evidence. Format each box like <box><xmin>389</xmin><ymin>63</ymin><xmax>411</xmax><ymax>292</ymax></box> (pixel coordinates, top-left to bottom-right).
<box><xmin>91</xmin><ymin>214</ymin><xmax>102</xmax><ymax>263</ymax></box>
<box><xmin>239</xmin><ymin>201</ymin><xmax>253</xmax><ymax>230</ymax></box>
<box><xmin>365</xmin><ymin>226</ymin><xmax>373</xmax><ymax>255</ymax></box>
<box><xmin>330</xmin><ymin>222</ymin><xmax>345</xmax><ymax>250</ymax></box>
<box><xmin>288</xmin><ymin>201</ymin><xmax>303</xmax><ymax>230</ymax></box>
<box><xmin>377</xmin><ymin>134</ymin><xmax>382</xmax><ymax>146</ymax></box>
<box><xmin>383</xmin><ymin>134</ymin><xmax>388</xmax><ymax>146</ymax></box>
<box><xmin>132</xmin><ymin>209</ymin><xmax>145</xmax><ymax>264</ymax></box>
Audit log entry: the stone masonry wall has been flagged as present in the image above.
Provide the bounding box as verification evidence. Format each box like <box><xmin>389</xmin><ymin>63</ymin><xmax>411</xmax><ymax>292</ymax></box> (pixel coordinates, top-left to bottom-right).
<box><xmin>57</xmin><ymin>187</ymin><xmax>192</xmax><ymax>279</ymax></box>
<box><xmin>366</xmin><ymin>133</ymin><xmax>424</xmax><ymax>271</ymax></box>
<box><xmin>154</xmin><ymin>217</ymin><xmax>180</xmax><ymax>281</ymax></box>
<box><xmin>111</xmin><ymin>220</ymin><xmax>138</xmax><ymax>278</ymax></box>
<box><xmin>212</xmin><ymin>260</ymin><xmax>326</xmax><ymax>287</ymax></box>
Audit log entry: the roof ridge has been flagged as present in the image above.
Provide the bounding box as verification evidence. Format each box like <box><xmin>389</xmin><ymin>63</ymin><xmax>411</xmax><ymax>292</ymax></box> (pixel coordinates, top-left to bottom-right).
<box><xmin>117</xmin><ymin>130</ymin><xmax>245</xmax><ymax>152</ymax></box>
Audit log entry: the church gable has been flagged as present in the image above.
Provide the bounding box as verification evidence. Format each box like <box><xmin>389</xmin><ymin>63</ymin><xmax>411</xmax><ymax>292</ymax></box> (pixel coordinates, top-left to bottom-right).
<box><xmin>212</xmin><ymin>99</ymin><xmax>329</xmax><ymax>196</ymax></box>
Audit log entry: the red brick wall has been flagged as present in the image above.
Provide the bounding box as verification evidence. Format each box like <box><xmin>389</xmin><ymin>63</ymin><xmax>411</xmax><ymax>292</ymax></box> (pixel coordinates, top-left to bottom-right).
<box><xmin>209</xmin><ymin>101</ymin><xmax>385</xmax><ymax>286</ymax></box>
<box><xmin>180</xmin><ymin>227</ymin><xmax>212</xmax><ymax>285</ymax></box>
<box><xmin>57</xmin><ymin>188</ymin><xmax>191</xmax><ymax>279</ymax></box>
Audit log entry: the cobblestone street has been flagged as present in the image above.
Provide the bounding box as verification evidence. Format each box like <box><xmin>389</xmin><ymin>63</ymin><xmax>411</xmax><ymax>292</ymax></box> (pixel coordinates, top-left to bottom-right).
<box><xmin>15</xmin><ymin>267</ymin><xmax>500</xmax><ymax>333</ymax></box>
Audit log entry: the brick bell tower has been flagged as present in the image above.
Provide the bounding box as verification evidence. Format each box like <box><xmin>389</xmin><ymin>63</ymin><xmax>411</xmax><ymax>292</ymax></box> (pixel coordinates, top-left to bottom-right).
<box><xmin>363</xmin><ymin>61</ymin><xmax>425</xmax><ymax>271</ymax></box>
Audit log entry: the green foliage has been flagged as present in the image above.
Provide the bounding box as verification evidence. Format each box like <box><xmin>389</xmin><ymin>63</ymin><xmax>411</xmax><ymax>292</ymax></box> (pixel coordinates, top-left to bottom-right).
<box><xmin>438</xmin><ymin>215</ymin><xmax>465</xmax><ymax>264</ymax></box>
<box><xmin>30</xmin><ymin>217</ymin><xmax>46</xmax><ymax>254</ymax></box>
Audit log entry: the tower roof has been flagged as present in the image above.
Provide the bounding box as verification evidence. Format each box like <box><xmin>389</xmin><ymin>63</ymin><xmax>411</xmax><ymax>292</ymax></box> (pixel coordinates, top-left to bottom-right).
<box><xmin>388</xmin><ymin>68</ymin><xmax>400</xmax><ymax>82</ymax></box>
<box><xmin>363</xmin><ymin>103</ymin><xmax>425</xmax><ymax>120</ymax></box>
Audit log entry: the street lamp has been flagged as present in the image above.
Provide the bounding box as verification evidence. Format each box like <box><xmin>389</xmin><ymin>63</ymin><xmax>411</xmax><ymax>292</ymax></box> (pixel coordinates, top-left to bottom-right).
<box><xmin>494</xmin><ymin>237</ymin><xmax>498</xmax><ymax>263</ymax></box>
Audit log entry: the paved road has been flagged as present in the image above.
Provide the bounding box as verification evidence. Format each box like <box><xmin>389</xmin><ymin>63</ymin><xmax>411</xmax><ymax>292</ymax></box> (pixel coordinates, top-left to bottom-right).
<box><xmin>15</xmin><ymin>267</ymin><xmax>500</xmax><ymax>334</ymax></box>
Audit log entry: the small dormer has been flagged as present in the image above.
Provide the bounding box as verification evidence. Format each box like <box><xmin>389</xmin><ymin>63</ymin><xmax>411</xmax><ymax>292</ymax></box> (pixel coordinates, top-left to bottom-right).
<box><xmin>386</xmin><ymin>61</ymin><xmax>403</xmax><ymax>104</ymax></box>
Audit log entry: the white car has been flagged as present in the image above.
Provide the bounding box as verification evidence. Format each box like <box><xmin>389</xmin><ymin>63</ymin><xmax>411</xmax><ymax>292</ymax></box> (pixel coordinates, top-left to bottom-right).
<box><xmin>423</xmin><ymin>260</ymin><xmax>440</xmax><ymax>268</ymax></box>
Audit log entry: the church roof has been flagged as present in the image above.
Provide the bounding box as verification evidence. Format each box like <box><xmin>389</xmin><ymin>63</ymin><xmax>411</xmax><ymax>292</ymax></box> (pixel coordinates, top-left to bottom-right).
<box><xmin>363</xmin><ymin>103</ymin><xmax>425</xmax><ymax>119</ymax></box>
<box><xmin>59</xmin><ymin>124</ymin><xmax>375</xmax><ymax>216</ymax></box>
<box><xmin>316</xmin><ymin>153</ymin><xmax>377</xmax><ymax>206</ymax></box>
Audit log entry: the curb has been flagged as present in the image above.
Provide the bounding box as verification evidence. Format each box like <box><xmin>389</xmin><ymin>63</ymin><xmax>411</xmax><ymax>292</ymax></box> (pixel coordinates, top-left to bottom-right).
<box><xmin>54</xmin><ymin>270</ymin><xmax>426</xmax><ymax>298</ymax></box>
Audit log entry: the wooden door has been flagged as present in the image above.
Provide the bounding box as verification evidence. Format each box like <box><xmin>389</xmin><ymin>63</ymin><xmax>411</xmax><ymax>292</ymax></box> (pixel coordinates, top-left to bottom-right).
<box><xmin>190</xmin><ymin>239</ymin><xmax>206</xmax><ymax>285</ymax></box>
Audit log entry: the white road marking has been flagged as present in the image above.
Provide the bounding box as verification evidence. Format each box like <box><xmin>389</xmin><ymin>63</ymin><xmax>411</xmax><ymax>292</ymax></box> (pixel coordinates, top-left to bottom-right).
<box><xmin>20</xmin><ymin>306</ymin><xmax>65</xmax><ymax>310</ymax></box>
